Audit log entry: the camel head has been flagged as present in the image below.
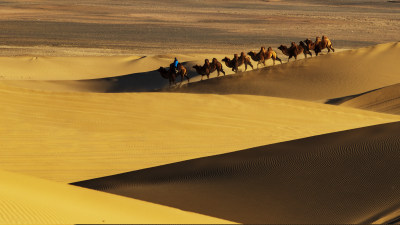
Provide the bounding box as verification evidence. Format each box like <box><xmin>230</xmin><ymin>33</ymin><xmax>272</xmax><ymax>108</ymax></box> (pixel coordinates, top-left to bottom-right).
<box><xmin>278</xmin><ymin>45</ymin><xmax>286</xmax><ymax>51</ymax></box>
<box><xmin>157</xmin><ymin>67</ymin><xmax>166</xmax><ymax>73</ymax></box>
<box><xmin>222</xmin><ymin>57</ymin><xmax>230</xmax><ymax>63</ymax></box>
<box><xmin>247</xmin><ymin>51</ymin><xmax>255</xmax><ymax>56</ymax></box>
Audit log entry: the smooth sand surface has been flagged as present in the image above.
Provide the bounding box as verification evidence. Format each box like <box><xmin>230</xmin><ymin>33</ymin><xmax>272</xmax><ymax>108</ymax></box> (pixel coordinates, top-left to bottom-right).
<box><xmin>0</xmin><ymin>169</ymin><xmax>232</xmax><ymax>224</ymax></box>
<box><xmin>1</xmin><ymin>82</ymin><xmax>398</xmax><ymax>182</ymax></box>
<box><xmin>339</xmin><ymin>83</ymin><xmax>400</xmax><ymax>115</ymax></box>
<box><xmin>74</xmin><ymin>121</ymin><xmax>400</xmax><ymax>224</ymax></box>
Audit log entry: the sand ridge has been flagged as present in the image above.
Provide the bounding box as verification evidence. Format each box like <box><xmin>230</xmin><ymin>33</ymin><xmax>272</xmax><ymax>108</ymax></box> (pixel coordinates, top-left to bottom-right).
<box><xmin>0</xmin><ymin>81</ymin><xmax>398</xmax><ymax>182</ymax></box>
<box><xmin>74</xmin><ymin>121</ymin><xmax>400</xmax><ymax>224</ymax></box>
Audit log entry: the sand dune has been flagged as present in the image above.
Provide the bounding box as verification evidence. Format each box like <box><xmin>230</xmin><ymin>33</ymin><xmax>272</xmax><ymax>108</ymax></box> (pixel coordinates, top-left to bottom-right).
<box><xmin>1</xmin><ymin>43</ymin><xmax>398</xmax><ymax>104</ymax></box>
<box><xmin>174</xmin><ymin>42</ymin><xmax>400</xmax><ymax>102</ymax></box>
<box><xmin>337</xmin><ymin>83</ymin><xmax>400</xmax><ymax>115</ymax></box>
<box><xmin>0</xmin><ymin>169</ymin><xmax>231</xmax><ymax>224</ymax></box>
<box><xmin>0</xmin><ymin>54</ymin><xmax>227</xmax><ymax>81</ymax></box>
<box><xmin>1</xmin><ymin>82</ymin><xmax>398</xmax><ymax>182</ymax></box>
<box><xmin>74</xmin><ymin>121</ymin><xmax>400</xmax><ymax>224</ymax></box>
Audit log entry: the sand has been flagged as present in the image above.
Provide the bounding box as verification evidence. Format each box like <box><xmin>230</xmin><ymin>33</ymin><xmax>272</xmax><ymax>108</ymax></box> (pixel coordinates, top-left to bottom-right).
<box><xmin>0</xmin><ymin>0</ymin><xmax>399</xmax><ymax>56</ymax></box>
<box><xmin>74</xmin><ymin>121</ymin><xmax>400</xmax><ymax>224</ymax></box>
<box><xmin>2</xmin><ymin>82</ymin><xmax>398</xmax><ymax>182</ymax></box>
<box><xmin>1</xmin><ymin>0</ymin><xmax>400</xmax><ymax>223</ymax></box>
<box><xmin>0</xmin><ymin>169</ymin><xmax>232</xmax><ymax>224</ymax></box>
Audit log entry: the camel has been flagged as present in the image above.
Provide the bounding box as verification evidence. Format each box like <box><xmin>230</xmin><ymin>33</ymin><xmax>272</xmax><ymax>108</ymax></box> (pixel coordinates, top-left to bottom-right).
<box><xmin>157</xmin><ymin>67</ymin><xmax>176</xmax><ymax>87</ymax></box>
<box><xmin>265</xmin><ymin>47</ymin><xmax>282</xmax><ymax>65</ymax></box>
<box><xmin>238</xmin><ymin>52</ymin><xmax>254</xmax><ymax>71</ymax></box>
<box><xmin>314</xmin><ymin>36</ymin><xmax>335</xmax><ymax>56</ymax></box>
<box><xmin>222</xmin><ymin>54</ymin><xmax>240</xmax><ymax>73</ymax></box>
<box><xmin>193</xmin><ymin>64</ymin><xmax>210</xmax><ymax>80</ymax></box>
<box><xmin>299</xmin><ymin>41</ymin><xmax>313</xmax><ymax>58</ymax></box>
<box><xmin>221</xmin><ymin>56</ymin><xmax>238</xmax><ymax>73</ymax></box>
<box><xmin>278</xmin><ymin>42</ymin><xmax>305</xmax><ymax>62</ymax></box>
<box><xmin>248</xmin><ymin>47</ymin><xmax>267</xmax><ymax>68</ymax></box>
<box><xmin>209</xmin><ymin>58</ymin><xmax>225</xmax><ymax>76</ymax></box>
<box><xmin>169</xmin><ymin>63</ymin><xmax>190</xmax><ymax>84</ymax></box>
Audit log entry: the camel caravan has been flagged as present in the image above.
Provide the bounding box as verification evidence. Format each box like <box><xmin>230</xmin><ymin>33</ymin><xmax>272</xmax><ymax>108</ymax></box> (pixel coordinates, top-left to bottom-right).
<box><xmin>158</xmin><ymin>35</ymin><xmax>334</xmax><ymax>86</ymax></box>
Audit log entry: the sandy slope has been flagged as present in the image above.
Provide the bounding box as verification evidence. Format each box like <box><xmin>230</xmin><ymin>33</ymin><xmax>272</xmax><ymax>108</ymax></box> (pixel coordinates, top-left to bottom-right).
<box><xmin>0</xmin><ymin>169</ymin><xmax>232</xmax><ymax>224</ymax></box>
<box><xmin>338</xmin><ymin>83</ymin><xmax>400</xmax><ymax>115</ymax></box>
<box><xmin>175</xmin><ymin>42</ymin><xmax>400</xmax><ymax>102</ymax></box>
<box><xmin>74</xmin><ymin>121</ymin><xmax>400</xmax><ymax>224</ymax></box>
<box><xmin>0</xmin><ymin>54</ymin><xmax>225</xmax><ymax>80</ymax></box>
<box><xmin>0</xmin><ymin>82</ymin><xmax>398</xmax><ymax>182</ymax></box>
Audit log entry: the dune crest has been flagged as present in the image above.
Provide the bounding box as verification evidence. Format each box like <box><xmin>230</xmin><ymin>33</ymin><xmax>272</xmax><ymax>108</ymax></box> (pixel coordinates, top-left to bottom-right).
<box><xmin>0</xmin><ymin>83</ymin><xmax>398</xmax><ymax>182</ymax></box>
<box><xmin>74</xmin><ymin>121</ymin><xmax>400</xmax><ymax>224</ymax></box>
<box><xmin>175</xmin><ymin>42</ymin><xmax>400</xmax><ymax>102</ymax></box>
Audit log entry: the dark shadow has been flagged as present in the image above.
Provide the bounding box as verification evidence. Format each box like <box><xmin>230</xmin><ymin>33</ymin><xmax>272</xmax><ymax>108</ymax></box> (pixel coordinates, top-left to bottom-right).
<box><xmin>325</xmin><ymin>87</ymin><xmax>382</xmax><ymax>105</ymax></box>
<box><xmin>73</xmin><ymin>121</ymin><xmax>400</xmax><ymax>224</ymax></box>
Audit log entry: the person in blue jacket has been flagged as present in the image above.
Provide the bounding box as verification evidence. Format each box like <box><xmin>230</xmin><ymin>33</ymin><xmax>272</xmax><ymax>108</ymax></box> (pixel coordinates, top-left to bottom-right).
<box><xmin>172</xmin><ymin>57</ymin><xmax>179</xmax><ymax>74</ymax></box>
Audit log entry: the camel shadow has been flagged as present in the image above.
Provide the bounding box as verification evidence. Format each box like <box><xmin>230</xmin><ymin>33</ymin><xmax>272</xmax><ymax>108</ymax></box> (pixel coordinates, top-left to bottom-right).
<box><xmin>75</xmin><ymin>62</ymin><xmax>194</xmax><ymax>93</ymax></box>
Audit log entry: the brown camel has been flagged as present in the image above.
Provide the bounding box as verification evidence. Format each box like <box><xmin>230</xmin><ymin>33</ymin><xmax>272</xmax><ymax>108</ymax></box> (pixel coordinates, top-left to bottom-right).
<box><xmin>221</xmin><ymin>56</ymin><xmax>238</xmax><ymax>73</ymax></box>
<box><xmin>193</xmin><ymin>64</ymin><xmax>210</xmax><ymax>81</ymax></box>
<box><xmin>314</xmin><ymin>36</ymin><xmax>335</xmax><ymax>56</ymax></box>
<box><xmin>238</xmin><ymin>52</ymin><xmax>254</xmax><ymax>71</ymax></box>
<box><xmin>299</xmin><ymin>41</ymin><xmax>313</xmax><ymax>58</ymax></box>
<box><xmin>169</xmin><ymin>63</ymin><xmax>190</xmax><ymax>84</ymax></box>
<box><xmin>265</xmin><ymin>47</ymin><xmax>282</xmax><ymax>65</ymax></box>
<box><xmin>304</xmin><ymin>38</ymin><xmax>316</xmax><ymax>51</ymax></box>
<box><xmin>278</xmin><ymin>42</ymin><xmax>305</xmax><ymax>62</ymax></box>
<box><xmin>248</xmin><ymin>47</ymin><xmax>267</xmax><ymax>68</ymax></box>
<box><xmin>157</xmin><ymin>67</ymin><xmax>176</xmax><ymax>87</ymax></box>
<box><xmin>209</xmin><ymin>58</ymin><xmax>225</xmax><ymax>76</ymax></box>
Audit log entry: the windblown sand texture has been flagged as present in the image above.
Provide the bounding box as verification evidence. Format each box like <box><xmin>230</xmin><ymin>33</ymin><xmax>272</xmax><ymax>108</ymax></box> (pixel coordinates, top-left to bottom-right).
<box><xmin>1</xmin><ymin>0</ymin><xmax>400</xmax><ymax>224</ymax></box>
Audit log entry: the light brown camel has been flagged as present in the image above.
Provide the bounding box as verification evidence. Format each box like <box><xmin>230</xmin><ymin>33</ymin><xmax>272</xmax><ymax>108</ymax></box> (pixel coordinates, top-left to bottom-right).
<box><xmin>314</xmin><ymin>36</ymin><xmax>335</xmax><ymax>56</ymax></box>
<box><xmin>169</xmin><ymin>63</ymin><xmax>190</xmax><ymax>84</ymax></box>
<box><xmin>265</xmin><ymin>47</ymin><xmax>282</xmax><ymax>65</ymax></box>
<box><xmin>209</xmin><ymin>58</ymin><xmax>225</xmax><ymax>76</ymax></box>
<box><xmin>238</xmin><ymin>52</ymin><xmax>254</xmax><ymax>71</ymax></box>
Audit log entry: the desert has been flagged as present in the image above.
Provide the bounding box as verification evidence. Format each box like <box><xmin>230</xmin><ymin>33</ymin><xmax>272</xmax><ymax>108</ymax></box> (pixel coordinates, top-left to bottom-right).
<box><xmin>1</xmin><ymin>0</ymin><xmax>400</xmax><ymax>224</ymax></box>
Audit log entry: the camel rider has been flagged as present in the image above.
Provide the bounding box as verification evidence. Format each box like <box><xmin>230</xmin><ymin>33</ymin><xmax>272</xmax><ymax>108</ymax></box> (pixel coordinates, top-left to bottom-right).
<box><xmin>173</xmin><ymin>57</ymin><xmax>179</xmax><ymax>74</ymax></box>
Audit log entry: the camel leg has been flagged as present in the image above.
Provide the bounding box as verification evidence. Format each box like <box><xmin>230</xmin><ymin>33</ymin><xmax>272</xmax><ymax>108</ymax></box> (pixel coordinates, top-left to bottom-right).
<box><xmin>276</xmin><ymin>57</ymin><xmax>282</xmax><ymax>64</ymax></box>
<box><xmin>273</xmin><ymin>59</ymin><xmax>275</xmax><ymax>66</ymax></box>
<box><xmin>221</xmin><ymin>69</ymin><xmax>226</xmax><ymax>76</ymax></box>
<box><xmin>330</xmin><ymin>45</ymin><xmax>335</xmax><ymax>52</ymax></box>
<box><xmin>257</xmin><ymin>62</ymin><xmax>260</xmax><ymax>69</ymax></box>
<box><xmin>185</xmin><ymin>75</ymin><xmax>190</xmax><ymax>83</ymax></box>
<box><xmin>207</xmin><ymin>74</ymin><xmax>210</xmax><ymax>79</ymax></box>
<box><xmin>248</xmin><ymin>62</ymin><xmax>254</xmax><ymax>70</ymax></box>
